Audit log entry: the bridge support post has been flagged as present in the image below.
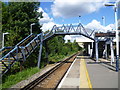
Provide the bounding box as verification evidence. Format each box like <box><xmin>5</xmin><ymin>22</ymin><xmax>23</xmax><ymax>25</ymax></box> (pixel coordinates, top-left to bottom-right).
<box><xmin>110</xmin><ymin>39</ymin><xmax>114</xmax><ymax>65</ymax></box>
<box><xmin>105</xmin><ymin>43</ymin><xmax>108</xmax><ymax>59</ymax></box>
<box><xmin>19</xmin><ymin>47</ymin><xmax>26</xmax><ymax>71</ymax></box>
<box><xmin>88</xmin><ymin>43</ymin><xmax>90</xmax><ymax>56</ymax></box>
<box><xmin>95</xmin><ymin>40</ymin><xmax>99</xmax><ymax>62</ymax></box>
<box><xmin>90</xmin><ymin>42</ymin><xmax>94</xmax><ymax>57</ymax></box>
<box><xmin>21</xmin><ymin>47</ymin><xmax>26</xmax><ymax>62</ymax></box>
<box><xmin>20</xmin><ymin>61</ymin><xmax>24</xmax><ymax>71</ymax></box>
<box><xmin>45</xmin><ymin>41</ymin><xmax>49</xmax><ymax>65</ymax></box>
<box><xmin>92</xmin><ymin>42</ymin><xmax>95</xmax><ymax>58</ymax></box>
<box><xmin>37</xmin><ymin>33</ymin><xmax>43</xmax><ymax>68</ymax></box>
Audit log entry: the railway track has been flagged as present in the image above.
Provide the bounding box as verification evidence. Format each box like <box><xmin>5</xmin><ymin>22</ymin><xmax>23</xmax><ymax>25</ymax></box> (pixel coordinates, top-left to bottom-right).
<box><xmin>21</xmin><ymin>52</ymin><xmax>80</xmax><ymax>90</ymax></box>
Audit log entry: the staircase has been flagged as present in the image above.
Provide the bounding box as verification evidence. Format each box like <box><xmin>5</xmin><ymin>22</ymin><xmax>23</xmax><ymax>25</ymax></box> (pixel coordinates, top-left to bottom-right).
<box><xmin>0</xmin><ymin>33</ymin><xmax>42</xmax><ymax>75</ymax></box>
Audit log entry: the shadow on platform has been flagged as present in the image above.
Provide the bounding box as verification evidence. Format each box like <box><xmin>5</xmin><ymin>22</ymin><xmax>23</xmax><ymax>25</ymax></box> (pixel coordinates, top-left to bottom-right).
<box><xmin>86</xmin><ymin>58</ymin><xmax>118</xmax><ymax>72</ymax></box>
<box><xmin>77</xmin><ymin>55</ymin><xmax>119</xmax><ymax>72</ymax></box>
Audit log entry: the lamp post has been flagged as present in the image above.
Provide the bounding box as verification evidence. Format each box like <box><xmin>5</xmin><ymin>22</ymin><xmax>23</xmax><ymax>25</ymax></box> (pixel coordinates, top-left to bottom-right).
<box><xmin>102</xmin><ymin>16</ymin><xmax>105</xmax><ymax>26</ymax></box>
<box><xmin>102</xmin><ymin>16</ymin><xmax>107</xmax><ymax>60</ymax></box>
<box><xmin>2</xmin><ymin>32</ymin><xmax>9</xmax><ymax>48</ymax></box>
<box><xmin>79</xmin><ymin>16</ymin><xmax>81</xmax><ymax>23</ymax></box>
<box><xmin>105</xmin><ymin>2</ymin><xmax>119</xmax><ymax>71</ymax></box>
<box><xmin>30</xmin><ymin>23</ymin><xmax>35</xmax><ymax>34</ymax></box>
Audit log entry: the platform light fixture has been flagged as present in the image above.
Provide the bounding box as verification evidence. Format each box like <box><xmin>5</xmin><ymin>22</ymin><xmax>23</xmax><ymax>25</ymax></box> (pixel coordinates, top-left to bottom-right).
<box><xmin>30</xmin><ymin>23</ymin><xmax>35</xmax><ymax>34</ymax></box>
<box><xmin>2</xmin><ymin>32</ymin><xmax>9</xmax><ymax>48</ymax></box>
<box><xmin>105</xmin><ymin>2</ymin><xmax>119</xmax><ymax>72</ymax></box>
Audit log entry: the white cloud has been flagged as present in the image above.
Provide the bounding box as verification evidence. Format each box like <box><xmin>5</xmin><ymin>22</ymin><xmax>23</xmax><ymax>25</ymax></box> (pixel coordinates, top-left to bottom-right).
<box><xmin>118</xmin><ymin>19</ymin><xmax>120</xmax><ymax>27</ymax></box>
<box><xmin>51</xmin><ymin>0</ymin><xmax>110</xmax><ymax>18</ymax></box>
<box><xmin>85</xmin><ymin>19</ymin><xmax>115</xmax><ymax>32</ymax></box>
<box><xmin>37</xmin><ymin>7</ymin><xmax>58</xmax><ymax>32</ymax></box>
<box><xmin>85</xmin><ymin>19</ymin><xmax>105</xmax><ymax>32</ymax></box>
<box><xmin>41</xmin><ymin>22</ymin><xmax>56</xmax><ymax>32</ymax></box>
<box><xmin>104</xmin><ymin>24</ymin><xmax>115</xmax><ymax>31</ymax></box>
<box><xmin>37</xmin><ymin>7</ymin><xmax>53</xmax><ymax>23</ymax></box>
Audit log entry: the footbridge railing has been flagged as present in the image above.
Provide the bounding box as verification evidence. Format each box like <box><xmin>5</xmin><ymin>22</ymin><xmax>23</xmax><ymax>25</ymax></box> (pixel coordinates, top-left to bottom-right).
<box><xmin>43</xmin><ymin>23</ymin><xmax>95</xmax><ymax>41</ymax></box>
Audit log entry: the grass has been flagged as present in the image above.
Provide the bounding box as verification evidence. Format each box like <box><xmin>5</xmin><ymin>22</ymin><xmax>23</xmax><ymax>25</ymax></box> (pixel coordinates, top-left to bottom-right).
<box><xmin>2</xmin><ymin>67</ymin><xmax>40</xmax><ymax>88</ymax></box>
<box><xmin>49</xmin><ymin>51</ymin><xmax>77</xmax><ymax>63</ymax></box>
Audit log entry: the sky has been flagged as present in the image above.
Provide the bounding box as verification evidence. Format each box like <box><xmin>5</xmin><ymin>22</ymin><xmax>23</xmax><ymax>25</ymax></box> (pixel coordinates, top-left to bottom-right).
<box><xmin>39</xmin><ymin>0</ymin><xmax>117</xmax><ymax>28</ymax></box>
<box><xmin>4</xmin><ymin>0</ymin><xmax>119</xmax><ymax>42</ymax></box>
<box><xmin>37</xmin><ymin>0</ymin><xmax>119</xmax><ymax>42</ymax></box>
<box><xmin>118</xmin><ymin>1</ymin><xmax>120</xmax><ymax>27</ymax></box>
<box><xmin>40</xmin><ymin>1</ymin><xmax>114</xmax><ymax>25</ymax></box>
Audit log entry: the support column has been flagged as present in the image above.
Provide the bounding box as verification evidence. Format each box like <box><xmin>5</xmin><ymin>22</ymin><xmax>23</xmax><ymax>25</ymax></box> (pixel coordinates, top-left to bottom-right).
<box><xmin>105</xmin><ymin>43</ymin><xmax>108</xmax><ymax>59</ymax></box>
<box><xmin>37</xmin><ymin>33</ymin><xmax>43</xmax><ymax>68</ymax></box>
<box><xmin>21</xmin><ymin>47</ymin><xmax>26</xmax><ymax>62</ymax></box>
<box><xmin>92</xmin><ymin>42</ymin><xmax>95</xmax><ymax>58</ymax></box>
<box><xmin>110</xmin><ymin>39</ymin><xmax>114</xmax><ymax>65</ymax></box>
<box><xmin>20</xmin><ymin>61</ymin><xmax>24</xmax><ymax>71</ymax></box>
<box><xmin>95</xmin><ymin>40</ymin><xmax>99</xmax><ymax>62</ymax></box>
<box><xmin>45</xmin><ymin>41</ymin><xmax>49</xmax><ymax>65</ymax></box>
<box><xmin>19</xmin><ymin>47</ymin><xmax>25</xmax><ymax>71</ymax></box>
<box><xmin>88</xmin><ymin>44</ymin><xmax>90</xmax><ymax>56</ymax></box>
<box><xmin>90</xmin><ymin>42</ymin><xmax>93</xmax><ymax>57</ymax></box>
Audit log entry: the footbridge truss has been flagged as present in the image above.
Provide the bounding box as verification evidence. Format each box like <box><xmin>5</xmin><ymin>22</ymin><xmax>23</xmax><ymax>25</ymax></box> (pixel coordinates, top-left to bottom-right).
<box><xmin>0</xmin><ymin>23</ymin><xmax>95</xmax><ymax>75</ymax></box>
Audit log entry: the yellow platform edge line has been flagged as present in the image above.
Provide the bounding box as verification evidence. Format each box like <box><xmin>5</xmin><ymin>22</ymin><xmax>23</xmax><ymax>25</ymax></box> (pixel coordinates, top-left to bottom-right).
<box><xmin>83</xmin><ymin>57</ymin><xmax>92</xmax><ymax>90</ymax></box>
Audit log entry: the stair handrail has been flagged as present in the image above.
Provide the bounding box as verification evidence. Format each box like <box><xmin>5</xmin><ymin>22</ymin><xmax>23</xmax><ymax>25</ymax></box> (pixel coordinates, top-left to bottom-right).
<box><xmin>16</xmin><ymin>33</ymin><xmax>33</xmax><ymax>46</ymax></box>
<box><xmin>23</xmin><ymin>33</ymin><xmax>41</xmax><ymax>48</ymax></box>
<box><xmin>0</xmin><ymin>47</ymin><xmax>18</xmax><ymax>61</ymax></box>
<box><xmin>0</xmin><ymin>47</ymin><xmax>5</xmax><ymax>52</ymax></box>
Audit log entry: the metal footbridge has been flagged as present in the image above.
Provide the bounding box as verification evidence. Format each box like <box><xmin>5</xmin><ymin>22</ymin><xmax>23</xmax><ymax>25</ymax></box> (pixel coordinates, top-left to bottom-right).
<box><xmin>0</xmin><ymin>23</ymin><xmax>118</xmax><ymax>76</ymax></box>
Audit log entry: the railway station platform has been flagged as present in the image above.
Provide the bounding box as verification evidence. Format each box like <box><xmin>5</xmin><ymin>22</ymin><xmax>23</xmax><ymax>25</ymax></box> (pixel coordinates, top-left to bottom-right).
<box><xmin>57</xmin><ymin>55</ymin><xmax>118</xmax><ymax>89</ymax></box>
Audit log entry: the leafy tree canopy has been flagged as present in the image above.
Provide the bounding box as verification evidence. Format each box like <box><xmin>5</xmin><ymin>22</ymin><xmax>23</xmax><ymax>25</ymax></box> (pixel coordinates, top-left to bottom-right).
<box><xmin>2</xmin><ymin>2</ymin><xmax>42</xmax><ymax>46</ymax></box>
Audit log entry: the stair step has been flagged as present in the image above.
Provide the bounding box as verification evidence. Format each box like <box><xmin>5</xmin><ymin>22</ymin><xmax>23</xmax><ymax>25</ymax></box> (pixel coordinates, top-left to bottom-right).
<box><xmin>16</xmin><ymin>53</ymin><xmax>22</xmax><ymax>59</ymax></box>
<box><xmin>2</xmin><ymin>66</ymin><xmax>6</xmax><ymax>69</ymax></box>
<box><xmin>0</xmin><ymin>65</ymin><xmax>7</xmax><ymax>71</ymax></box>
<box><xmin>1</xmin><ymin>59</ymin><xmax>14</xmax><ymax>62</ymax></box>
<box><xmin>4</xmin><ymin>58</ymin><xmax>14</xmax><ymax>60</ymax></box>
<box><xmin>0</xmin><ymin>69</ymin><xmax>5</xmax><ymax>72</ymax></box>
<box><xmin>0</xmin><ymin>67</ymin><xmax>7</xmax><ymax>71</ymax></box>
<box><xmin>1</xmin><ymin>61</ymin><xmax>9</xmax><ymax>65</ymax></box>
<box><xmin>0</xmin><ymin>61</ymin><xmax>14</xmax><ymax>68</ymax></box>
<box><xmin>0</xmin><ymin>65</ymin><xmax>6</xmax><ymax>68</ymax></box>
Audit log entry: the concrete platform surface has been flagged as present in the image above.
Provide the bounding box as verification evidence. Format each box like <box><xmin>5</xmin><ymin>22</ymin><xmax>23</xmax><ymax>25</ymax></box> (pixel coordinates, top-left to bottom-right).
<box><xmin>86</xmin><ymin>57</ymin><xmax>118</xmax><ymax>88</ymax></box>
<box><xmin>57</xmin><ymin>58</ymin><xmax>80</xmax><ymax>89</ymax></box>
<box><xmin>57</xmin><ymin>55</ymin><xmax>119</xmax><ymax>89</ymax></box>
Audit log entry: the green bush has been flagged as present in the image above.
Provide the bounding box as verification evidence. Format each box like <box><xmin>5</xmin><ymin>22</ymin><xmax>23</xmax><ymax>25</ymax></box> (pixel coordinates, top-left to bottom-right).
<box><xmin>2</xmin><ymin>67</ymin><xmax>40</xmax><ymax>88</ymax></box>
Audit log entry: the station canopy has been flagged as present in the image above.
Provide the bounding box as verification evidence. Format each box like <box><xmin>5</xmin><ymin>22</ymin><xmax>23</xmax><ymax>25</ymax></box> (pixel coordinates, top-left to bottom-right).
<box><xmin>76</xmin><ymin>36</ymin><xmax>94</xmax><ymax>43</ymax></box>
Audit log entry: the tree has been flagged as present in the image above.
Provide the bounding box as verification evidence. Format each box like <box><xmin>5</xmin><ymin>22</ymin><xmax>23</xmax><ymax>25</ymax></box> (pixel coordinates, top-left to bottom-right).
<box><xmin>47</xmin><ymin>35</ymin><xmax>65</xmax><ymax>55</ymax></box>
<box><xmin>0</xmin><ymin>2</ymin><xmax>2</xmax><ymax>48</ymax></box>
<box><xmin>46</xmin><ymin>34</ymin><xmax>81</xmax><ymax>62</ymax></box>
<box><xmin>2</xmin><ymin>2</ymin><xmax>43</xmax><ymax>46</ymax></box>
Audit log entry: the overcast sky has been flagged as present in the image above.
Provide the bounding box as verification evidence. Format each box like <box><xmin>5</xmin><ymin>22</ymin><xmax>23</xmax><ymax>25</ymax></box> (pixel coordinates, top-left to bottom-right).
<box><xmin>38</xmin><ymin>0</ymin><xmax>118</xmax><ymax>42</ymax></box>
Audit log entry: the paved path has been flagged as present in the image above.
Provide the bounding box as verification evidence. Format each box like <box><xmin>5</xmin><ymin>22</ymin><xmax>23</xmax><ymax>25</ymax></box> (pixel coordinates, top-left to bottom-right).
<box><xmin>57</xmin><ymin>55</ymin><xmax>118</xmax><ymax>89</ymax></box>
